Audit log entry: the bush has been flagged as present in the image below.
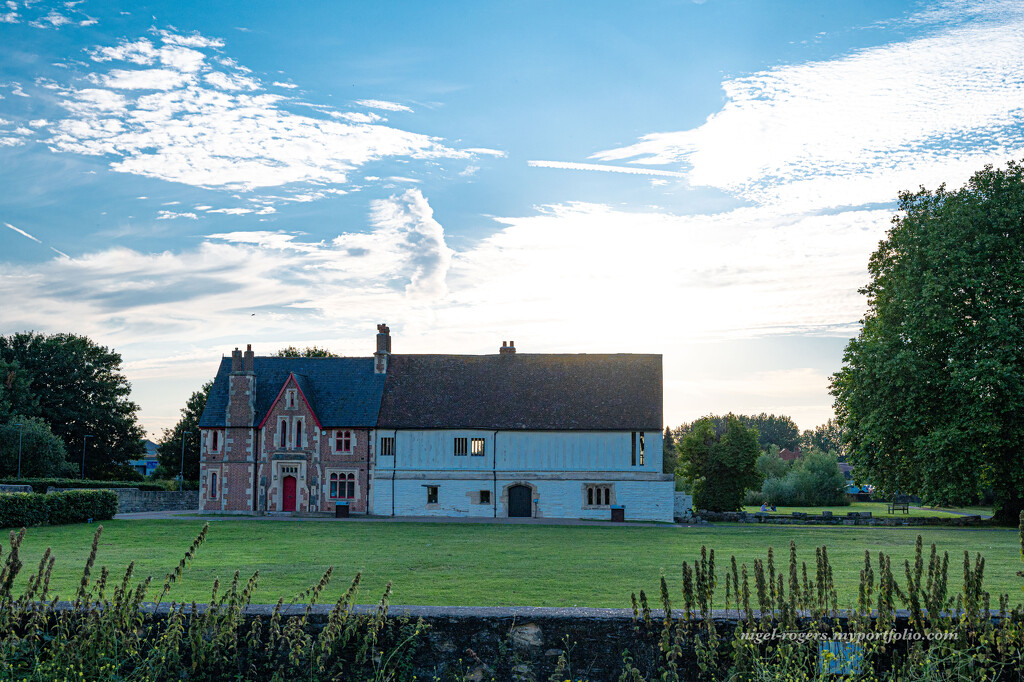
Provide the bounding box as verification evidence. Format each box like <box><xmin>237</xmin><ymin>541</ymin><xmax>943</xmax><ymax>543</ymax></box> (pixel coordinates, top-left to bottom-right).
<box><xmin>0</xmin><ymin>477</ymin><xmax>167</xmax><ymax>493</ymax></box>
<box><xmin>0</xmin><ymin>417</ymin><xmax>77</xmax><ymax>478</ymax></box>
<box><xmin>0</xmin><ymin>489</ymin><xmax>116</xmax><ymax>528</ymax></box>
<box><xmin>753</xmin><ymin>449</ymin><xmax>849</xmax><ymax>507</ymax></box>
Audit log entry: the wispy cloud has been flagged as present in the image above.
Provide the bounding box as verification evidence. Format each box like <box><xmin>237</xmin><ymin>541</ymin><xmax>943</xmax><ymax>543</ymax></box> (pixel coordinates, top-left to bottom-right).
<box><xmin>5</xmin><ymin>221</ymin><xmax>42</xmax><ymax>243</ymax></box>
<box><xmin>594</xmin><ymin>5</ymin><xmax>1024</xmax><ymax>211</ymax></box>
<box><xmin>528</xmin><ymin>160</ymin><xmax>687</xmax><ymax>178</ymax></box>
<box><xmin>355</xmin><ymin>99</ymin><xmax>412</xmax><ymax>112</ymax></box>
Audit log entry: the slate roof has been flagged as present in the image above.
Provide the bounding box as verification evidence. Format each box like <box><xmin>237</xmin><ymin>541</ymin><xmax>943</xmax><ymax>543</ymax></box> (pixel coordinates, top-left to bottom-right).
<box><xmin>377</xmin><ymin>354</ymin><xmax>662</xmax><ymax>430</ymax></box>
<box><xmin>198</xmin><ymin>357</ymin><xmax>385</xmax><ymax>428</ymax></box>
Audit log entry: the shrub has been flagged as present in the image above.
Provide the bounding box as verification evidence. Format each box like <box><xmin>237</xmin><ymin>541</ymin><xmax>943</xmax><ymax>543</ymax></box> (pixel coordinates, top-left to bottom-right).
<box><xmin>0</xmin><ymin>477</ymin><xmax>167</xmax><ymax>493</ymax></box>
<box><xmin>0</xmin><ymin>489</ymin><xmax>116</xmax><ymax>528</ymax></box>
<box><xmin>754</xmin><ymin>449</ymin><xmax>849</xmax><ymax>506</ymax></box>
<box><xmin>680</xmin><ymin>415</ymin><xmax>761</xmax><ymax>511</ymax></box>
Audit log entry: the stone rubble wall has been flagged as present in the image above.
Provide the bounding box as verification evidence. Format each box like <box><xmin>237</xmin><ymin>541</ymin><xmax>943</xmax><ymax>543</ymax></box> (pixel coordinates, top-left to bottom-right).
<box><xmin>50</xmin><ymin>487</ymin><xmax>198</xmax><ymax>513</ymax></box>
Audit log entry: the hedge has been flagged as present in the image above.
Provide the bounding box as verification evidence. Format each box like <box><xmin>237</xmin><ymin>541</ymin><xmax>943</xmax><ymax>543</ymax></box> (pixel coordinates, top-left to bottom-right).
<box><xmin>0</xmin><ymin>489</ymin><xmax>117</xmax><ymax>528</ymax></box>
<box><xmin>0</xmin><ymin>478</ymin><xmax>168</xmax><ymax>494</ymax></box>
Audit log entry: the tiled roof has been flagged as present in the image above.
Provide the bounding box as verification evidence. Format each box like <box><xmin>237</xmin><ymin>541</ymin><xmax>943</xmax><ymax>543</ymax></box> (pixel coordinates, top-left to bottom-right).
<box><xmin>198</xmin><ymin>357</ymin><xmax>385</xmax><ymax>428</ymax></box>
<box><xmin>377</xmin><ymin>354</ymin><xmax>662</xmax><ymax>430</ymax></box>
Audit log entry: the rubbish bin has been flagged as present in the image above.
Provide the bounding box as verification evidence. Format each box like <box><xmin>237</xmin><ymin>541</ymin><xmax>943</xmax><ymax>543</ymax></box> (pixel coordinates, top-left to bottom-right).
<box><xmin>335</xmin><ymin>501</ymin><xmax>349</xmax><ymax>518</ymax></box>
<box><xmin>610</xmin><ymin>505</ymin><xmax>625</xmax><ymax>522</ymax></box>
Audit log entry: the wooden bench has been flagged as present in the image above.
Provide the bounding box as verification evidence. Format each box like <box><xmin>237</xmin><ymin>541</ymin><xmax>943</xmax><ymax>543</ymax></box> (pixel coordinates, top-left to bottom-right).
<box><xmin>887</xmin><ymin>500</ymin><xmax>909</xmax><ymax>514</ymax></box>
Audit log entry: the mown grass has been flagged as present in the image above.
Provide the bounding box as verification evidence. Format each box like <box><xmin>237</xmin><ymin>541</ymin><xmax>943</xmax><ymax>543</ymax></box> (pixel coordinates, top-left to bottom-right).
<box><xmin>740</xmin><ymin>501</ymin><xmax>994</xmax><ymax>518</ymax></box>
<box><xmin>7</xmin><ymin>519</ymin><xmax>1020</xmax><ymax>608</ymax></box>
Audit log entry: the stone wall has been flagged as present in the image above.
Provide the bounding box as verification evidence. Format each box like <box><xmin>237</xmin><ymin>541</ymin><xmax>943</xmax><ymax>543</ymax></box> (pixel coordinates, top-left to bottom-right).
<box><xmin>0</xmin><ymin>484</ymin><xmax>33</xmax><ymax>493</ymax></box>
<box><xmin>697</xmin><ymin>509</ymin><xmax>987</xmax><ymax>526</ymax></box>
<box><xmin>51</xmin><ymin>488</ymin><xmax>198</xmax><ymax>513</ymax></box>
<box><xmin>673</xmin><ymin>492</ymin><xmax>693</xmax><ymax>520</ymax></box>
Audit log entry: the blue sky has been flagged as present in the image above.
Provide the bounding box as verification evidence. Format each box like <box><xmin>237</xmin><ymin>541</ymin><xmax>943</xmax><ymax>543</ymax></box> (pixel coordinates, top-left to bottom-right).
<box><xmin>2</xmin><ymin>0</ymin><xmax>1023</xmax><ymax>437</ymax></box>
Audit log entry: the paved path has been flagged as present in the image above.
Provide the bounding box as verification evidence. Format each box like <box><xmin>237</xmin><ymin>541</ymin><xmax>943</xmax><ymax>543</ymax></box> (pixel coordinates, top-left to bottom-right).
<box><xmin>114</xmin><ymin>509</ymin><xmax>693</xmax><ymax>528</ymax></box>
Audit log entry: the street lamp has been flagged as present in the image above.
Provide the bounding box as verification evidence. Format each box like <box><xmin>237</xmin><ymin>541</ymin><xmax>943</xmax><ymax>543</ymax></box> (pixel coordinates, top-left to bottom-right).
<box><xmin>81</xmin><ymin>434</ymin><xmax>93</xmax><ymax>480</ymax></box>
<box><xmin>14</xmin><ymin>423</ymin><xmax>23</xmax><ymax>478</ymax></box>
<box><xmin>179</xmin><ymin>430</ymin><xmax>190</xmax><ymax>492</ymax></box>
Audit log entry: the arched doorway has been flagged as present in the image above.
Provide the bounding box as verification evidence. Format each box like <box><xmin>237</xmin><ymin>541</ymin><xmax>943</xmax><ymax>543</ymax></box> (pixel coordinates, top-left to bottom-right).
<box><xmin>282</xmin><ymin>475</ymin><xmax>297</xmax><ymax>512</ymax></box>
<box><xmin>508</xmin><ymin>484</ymin><xmax>532</xmax><ymax>517</ymax></box>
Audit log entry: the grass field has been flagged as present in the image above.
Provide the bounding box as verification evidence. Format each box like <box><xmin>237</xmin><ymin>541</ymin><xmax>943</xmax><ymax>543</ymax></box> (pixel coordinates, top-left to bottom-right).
<box><xmin>6</xmin><ymin>519</ymin><xmax>1021</xmax><ymax>609</ymax></box>
<box><xmin>740</xmin><ymin>501</ymin><xmax>994</xmax><ymax>518</ymax></box>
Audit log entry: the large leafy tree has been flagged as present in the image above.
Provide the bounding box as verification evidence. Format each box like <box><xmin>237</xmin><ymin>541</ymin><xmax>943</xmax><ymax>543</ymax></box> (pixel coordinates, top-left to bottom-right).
<box><xmin>275</xmin><ymin>346</ymin><xmax>339</xmax><ymax>358</ymax></box>
<box><xmin>800</xmin><ymin>418</ymin><xmax>846</xmax><ymax>458</ymax></box>
<box><xmin>678</xmin><ymin>414</ymin><xmax>761</xmax><ymax>511</ymax></box>
<box><xmin>156</xmin><ymin>380</ymin><xmax>213</xmax><ymax>481</ymax></box>
<box><xmin>676</xmin><ymin>413</ymin><xmax>800</xmax><ymax>452</ymax></box>
<box><xmin>0</xmin><ymin>332</ymin><xmax>145</xmax><ymax>478</ymax></box>
<box><xmin>0</xmin><ymin>416</ymin><xmax>77</xmax><ymax>478</ymax></box>
<box><xmin>831</xmin><ymin>161</ymin><xmax>1024</xmax><ymax>524</ymax></box>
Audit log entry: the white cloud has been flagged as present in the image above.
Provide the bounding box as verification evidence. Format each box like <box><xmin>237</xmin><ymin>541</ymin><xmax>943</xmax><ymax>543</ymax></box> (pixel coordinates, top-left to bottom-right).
<box><xmin>355</xmin><ymin>99</ymin><xmax>412</xmax><ymax>112</ymax></box>
<box><xmin>594</xmin><ymin>6</ymin><xmax>1024</xmax><ymax>211</ymax></box>
<box><xmin>29</xmin><ymin>10</ymin><xmax>71</xmax><ymax>28</ymax></box>
<box><xmin>272</xmin><ymin>81</ymin><xmax>297</xmax><ymax>89</ymax></box>
<box><xmin>529</xmin><ymin>159</ymin><xmax>687</xmax><ymax>177</ymax></box>
<box><xmin>156</xmin><ymin>210</ymin><xmax>198</xmax><ymax>220</ymax></box>
<box><xmin>46</xmin><ymin>31</ymin><xmax>483</xmax><ymax>197</ymax></box>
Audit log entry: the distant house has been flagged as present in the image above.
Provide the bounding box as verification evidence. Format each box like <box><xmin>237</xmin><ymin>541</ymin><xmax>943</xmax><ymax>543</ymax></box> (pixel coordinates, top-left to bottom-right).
<box><xmin>129</xmin><ymin>439</ymin><xmax>160</xmax><ymax>477</ymax></box>
<box><xmin>197</xmin><ymin>325</ymin><xmax>674</xmax><ymax>521</ymax></box>
<box><xmin>779</xmin><ymin>446</ymin><xmax>802</xmax><ymax>461</ymax></box>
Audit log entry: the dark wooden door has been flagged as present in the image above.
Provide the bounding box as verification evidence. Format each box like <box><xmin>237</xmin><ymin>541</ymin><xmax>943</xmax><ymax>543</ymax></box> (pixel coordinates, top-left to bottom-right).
<box><xmin>283</xmin><ymin>475</ymin><xmax>297</xmax><ymax>512</ymax></box>
<box><xmin>508</xmin><ymin>485</ymin><xmax>531</xmax><ymax>517</ymax></box>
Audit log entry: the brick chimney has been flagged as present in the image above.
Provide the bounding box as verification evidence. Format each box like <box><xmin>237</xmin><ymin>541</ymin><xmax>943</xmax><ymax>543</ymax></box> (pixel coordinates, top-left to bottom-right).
<box><xmin>231</xmin><ymin>347</ymin><xmax>243</xmax><ymax>372</ymax></box>
<box><xmin>499</xmin><ymin>340</ymin><xmax>516</xmax><ymax>355</ymax></box>
<box><xmin>374</xmin><ymin>323</ymin><xmax>391</xmax><ymax>374</ymax></box>
<box><xmin>226</xmin><ymin>343</ymin><xmax>256</xmax><ymax>427</ymax></box>
<box><xmin>243</xmin><ymin>343</ymin><xmax>255</xmax><ymax>373</ymax></box>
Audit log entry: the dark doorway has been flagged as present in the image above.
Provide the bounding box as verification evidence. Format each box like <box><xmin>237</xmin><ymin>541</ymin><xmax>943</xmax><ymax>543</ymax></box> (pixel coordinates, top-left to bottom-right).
<box><xmin>283</xmin><ymin>475</ymin><xmax>297</xmax><ymax>512</ymax></box>
<box><xmin>508</xmin><ymin>485</ymin><xmax>532</xmax><ymax>518</ymax></box>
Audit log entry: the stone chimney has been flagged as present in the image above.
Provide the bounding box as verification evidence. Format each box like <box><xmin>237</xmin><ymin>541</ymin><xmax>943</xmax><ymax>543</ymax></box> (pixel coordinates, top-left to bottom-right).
<box><xmin>243</xmin><ymin>344</ymin><xmax>255</xmax><ymax>373</ymax></box>
<box><xmin>499</xmin><ymin>340</ymin><xmax>516</xmax><ymax>355</ymax></box>
<box><xmin>374</xmin><ymin>323</ymin><xmax>391</xmax><ymax>374</ymax></box>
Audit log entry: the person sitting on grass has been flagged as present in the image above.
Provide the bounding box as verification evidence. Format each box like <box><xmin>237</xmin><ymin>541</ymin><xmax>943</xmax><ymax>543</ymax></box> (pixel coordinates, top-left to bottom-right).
<box><xmin>760</xmin><ymin>502</ymin><xmax>768</xmax><ymax>512</ymax></box>
<box><xmin>770</xmin><ymin>504</ymin><xmax>777</xmax><ymax>512</ymax></box>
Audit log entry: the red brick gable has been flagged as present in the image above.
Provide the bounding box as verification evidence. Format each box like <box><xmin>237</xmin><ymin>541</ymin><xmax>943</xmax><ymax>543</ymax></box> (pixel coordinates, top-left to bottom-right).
<box><xmin>257</xmin><ymin>373</ymin><xmax>322</xmax><ymax>430</ymax></box>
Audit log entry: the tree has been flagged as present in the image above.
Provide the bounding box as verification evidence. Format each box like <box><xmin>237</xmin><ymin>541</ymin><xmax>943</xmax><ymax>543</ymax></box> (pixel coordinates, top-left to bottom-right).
<box><xmin>800</xmin><ymin>418</ymin><xmax>846</xmax><ymax>458</ymax></box>
<box><xmin>0</xmin><ymin>416</ymin><xmax>77</xmax><ymax>478</ymax></box>
<box><xmin>0</xmin><ymin>332</ymin><xmax>146</xmax><ymax>478</ymax></box>
<box><xmin>678</xmin><ymin>414</ymin><xmax>761</xmax><ymax>511</ymax></box>
<box><xmin>157</xmin><ymin>380</ymin><xmax>213</xmax><ymax>482</ymax></box>
<box><xmin>831</xmin><ymin>161</ymin><xmax>1024</xmax><ymax>524</ymax></box>
<box><xmin>275</xmin><ymin>346</ymin><xmax>339</xmax><ymax>358</ymax></box>
<box><xmin>0</xmin><ymin>358</ymin><xmax>35</xmax><ymax>421</ymax></box>
<box><xmin>676</xmin><ymin>413</ymin><xmax>800</xmax><ymax>452</ymax></box>
<box><xmin>662</xmin><ymin>426</ymin><xmax>677</xmax><ymax>474</ymax></box>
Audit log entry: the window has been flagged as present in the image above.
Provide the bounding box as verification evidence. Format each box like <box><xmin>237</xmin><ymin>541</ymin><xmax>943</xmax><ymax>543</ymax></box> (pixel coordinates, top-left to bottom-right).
<box><xmin>209</xmin><ymin>471</ymin><xmax>218</xmax><ymax>499</ymax></box>
<box><xmin>480</xmin><ymin>490</ymin><xmax>490</xmax><ymax>504</ymax></box>
<box><xmin>210</xmin><ymin>431</ymin><xmax>219</xmax><ymax>452</ymax></box>
<box><xmin>279</xmin><ymin>419</ymin><xmax>288</xmax><ymax>449</ymax></box>
<box><xmin>380</xmin><ymin>437</ymin><xmax>395</xmax><ymax>457</ymax></box>
<box><xmin>584</xmin><ymin>484</ymin><xmax>612</xmax><ymax>508</ymax></box>
<box><xmin>295</xmin><ymin>419</ymin><xmax>303</xmax><ymax>448</ymax></box>
<box><xmin>285</xmin><ymin>389</ymin><xmax>297</xmax><ymax>409</ymax></box>
<box><xmin>471</xmin><ymin>438</ymin><xmax>485</xmax><ymax>456</ymax></box>
<box><xmin>426</xmin><ymin>485</ymin><xmax>438</xmax><ymax>504</ymax></box>
<box><xmin>454</xmin><ymin>437</ymin><xmax>468</xmax><ymax>456</ymax></box>
<box><xmin>330</xmin><ymin>472</ymin><xmax>356</xmax><ymax>499</ymax></box>
<box><xmin>632</xmin><ymin>432</ymin><xmax>646</xmax><ymax>466</ymax></box>
<box><xmin>334</xmin><ymin>430</ymin><xmax>352</xmax><ymax>453</ymax></box>
<box><xmin>638</xmin><ymin>432</ymin><xmax>645</xmax><ymax>466</ymax></box>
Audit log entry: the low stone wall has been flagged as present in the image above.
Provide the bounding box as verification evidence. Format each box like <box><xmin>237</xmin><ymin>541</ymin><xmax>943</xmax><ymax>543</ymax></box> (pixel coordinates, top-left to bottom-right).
<box><xmin>698</xmin><ymin>509</ymin><xmax>987</xmax><ymax>526</ymax></box>
<box><xmin>50</xmin><ymin>487</ymin><xmax>198</xmax><ymax>513</ymax></box>
<box><xmin>0</xmin><ymin>484</ymin><xmax>33</xmax><ymax>493</ymax></box>
<box><xmin>673</xmin><ymin>492</ymin><xmax>693</xmax><ymax>521</ymax></box>
<box><xmin>42</xmin><ymin>602</ymin><xmax>955</xmax><ymax>680</ymax></box>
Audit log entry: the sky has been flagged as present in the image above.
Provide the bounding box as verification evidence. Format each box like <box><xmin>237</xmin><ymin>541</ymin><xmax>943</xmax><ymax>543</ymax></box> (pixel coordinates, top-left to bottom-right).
<box><xmin>2</xmin><ymin>0</ymin><xmax>1024</xmax><ymax>439</ymax></box>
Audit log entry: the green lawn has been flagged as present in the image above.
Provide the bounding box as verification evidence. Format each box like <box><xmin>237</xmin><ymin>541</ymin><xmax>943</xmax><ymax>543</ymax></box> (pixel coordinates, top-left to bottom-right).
<box><xmin>6</xmin><ymin>520</ymin><xmax>1020</xmax><ymax>609</ymax></box>
<box><xmin>741</xmin><ymin>501</ymin><xmax>993</xmax><ymax>518</ymax></box>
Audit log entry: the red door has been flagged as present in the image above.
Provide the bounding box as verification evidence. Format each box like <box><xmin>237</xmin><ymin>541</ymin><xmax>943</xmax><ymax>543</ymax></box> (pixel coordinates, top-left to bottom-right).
<box><xmin>282</xmin><ymin>476</ymin><xmax>297</xmax><ymax>512</ymax></box>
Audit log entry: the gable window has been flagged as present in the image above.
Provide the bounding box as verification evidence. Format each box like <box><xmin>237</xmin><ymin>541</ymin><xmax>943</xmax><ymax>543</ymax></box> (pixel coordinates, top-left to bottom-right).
<box><xmin>330</xmin><ymin>472</ymin><xmax>356</xmax><ymax>499</ymax></box>
<box><xmin>279</xmin><ymin>419</ymin><xmax>288</xmax><ymax>449</ymax></box>
<box><xmin>210</xmin><ymin>431</ymin><xmax>219</xmax><ymax>452</ymax></box>
<box><xmin>585</xmin><ymin>484</ymin><xmax>612</xmax><ymax>508</ymax></box>
<box><xmin>209</xmin><ymin>471</ymin><xmax>218</xmax><ymax>500</ymax></box>
<box><xmin>454</xmin><ymin>437</ymin><xmax>468</xmax><ymax>456</ymax></box>
<box><xmin>471</xmin><ymin>438</ymin><xmax>485</xmax><ymax>456</ymax></box>
<box><xmin>286</xmin><ymin>389</ymin><xmax>297</xmax><ymax>409</ymax></box>
<box><xmin>334</xmin><ymin>430</ymin><xmax>352</xmax><ymax>453</ymax></box>
<box><xmin>294</xmin><ymin>419</ymin><xmax>303</xmax><ymax>448</ymax></box>
<box><xmin>426</xmin><ymin>485</ymin><xmax>438</xmax><ymax>504</ymax></box>
<box><xmin>380</xmin><ymin>437</ymin><xmax>395</xmax><ymax>457</ymax></box>
<box><xmin>479</xmin><ymin>490</ymin><xmax>491</xmax><ymax>504</ymax></box>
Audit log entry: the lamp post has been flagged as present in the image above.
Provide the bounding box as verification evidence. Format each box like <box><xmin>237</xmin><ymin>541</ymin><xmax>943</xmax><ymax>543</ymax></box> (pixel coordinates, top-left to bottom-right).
<box><xmin>81</xmin><ymin>434</ymin><xmax>93</xmax><ymax>480</ymax></box>
<box><xmin>179</xmin><ymin>430</ymin><xmax>190</xmax><ymax>492</ymax></box>
<box><xmin>14</xmin><ymin>423</ymin><xmax>23</xmax><ymax>478</ymax></box>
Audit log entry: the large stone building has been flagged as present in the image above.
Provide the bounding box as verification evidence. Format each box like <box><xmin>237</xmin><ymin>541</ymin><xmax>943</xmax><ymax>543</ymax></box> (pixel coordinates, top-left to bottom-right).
<box><xmin>197</xmin><ymin>325</ymin><xmax>674</xmax><ymax>521</ymax></box>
